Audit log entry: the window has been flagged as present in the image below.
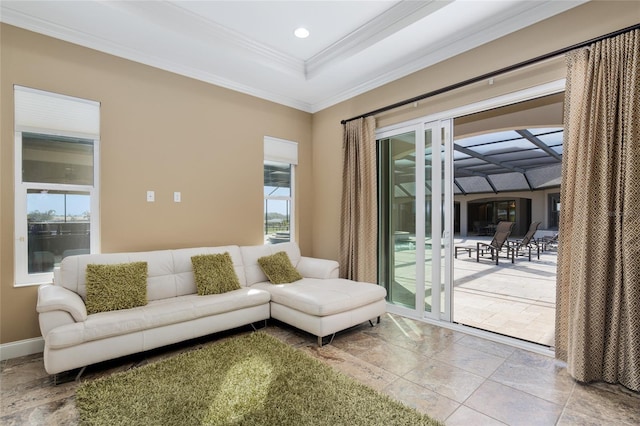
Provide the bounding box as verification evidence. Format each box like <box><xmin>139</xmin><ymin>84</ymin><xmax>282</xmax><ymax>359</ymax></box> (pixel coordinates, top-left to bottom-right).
<box><xmin>264</xmin><ymin>137</ymin><xmax>297</xmax><ymax>244</ymax></box>
<box><xmin>14</xmin><ymin>86</ymin><xmax>100</xmax><ymax>286</ymax></box>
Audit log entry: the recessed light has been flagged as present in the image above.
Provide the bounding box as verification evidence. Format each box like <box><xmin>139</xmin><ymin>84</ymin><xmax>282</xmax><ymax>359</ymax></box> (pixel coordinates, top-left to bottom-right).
<box><xmin>294</xmin><ymin>27</ymin><xmax>309</xmax><ymax>39</ymax></box>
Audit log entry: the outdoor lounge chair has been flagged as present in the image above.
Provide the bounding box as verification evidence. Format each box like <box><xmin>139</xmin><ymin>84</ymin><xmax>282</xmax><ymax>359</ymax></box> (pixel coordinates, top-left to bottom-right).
<box><xmin>507</xmin><ymin>221</ymin><xmax>541</xmax><ymax>261</ymax></box>
<box><xmin>540</xmin><ymin>233</ymin><xmax>559</xmax><ymax>251</ymax></box>
<box><xmin>476</xmin><ymin>221</ymin><xmax>515</xmax><ymax>265</ymax></box>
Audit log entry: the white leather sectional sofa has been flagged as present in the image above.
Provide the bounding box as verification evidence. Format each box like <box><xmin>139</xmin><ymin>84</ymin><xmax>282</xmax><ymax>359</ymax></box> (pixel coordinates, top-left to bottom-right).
<box><xmin>36</xmin><ymin>242</ymin><xmax>386</xmax><ymax>376</ymax></box>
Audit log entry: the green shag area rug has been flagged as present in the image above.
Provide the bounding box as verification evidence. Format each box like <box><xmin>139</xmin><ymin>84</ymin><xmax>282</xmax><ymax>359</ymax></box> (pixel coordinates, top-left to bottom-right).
<box><xmin>76</xmin><ymin>332</ymin><xmax>443</xmax><ymax>426</ymax></box>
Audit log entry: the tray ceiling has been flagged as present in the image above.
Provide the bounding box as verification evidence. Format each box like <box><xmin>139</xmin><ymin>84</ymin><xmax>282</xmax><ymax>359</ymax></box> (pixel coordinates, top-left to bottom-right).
<box><xmin>0</xmin><ymin>0</ymin><xmax>586</xmax><ymax>112</ymax></box>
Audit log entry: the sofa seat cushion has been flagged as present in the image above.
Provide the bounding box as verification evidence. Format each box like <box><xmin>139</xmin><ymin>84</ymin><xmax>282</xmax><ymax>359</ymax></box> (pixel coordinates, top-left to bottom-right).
<box><xmin>46</xmin><ymin>288</ymin><xmax>270</xmax><ymax>350</ymax></box>
<box><xmin>253</xmin><ymin>278</ymin><xmax>386</xmax><ymax>317</ymax></box>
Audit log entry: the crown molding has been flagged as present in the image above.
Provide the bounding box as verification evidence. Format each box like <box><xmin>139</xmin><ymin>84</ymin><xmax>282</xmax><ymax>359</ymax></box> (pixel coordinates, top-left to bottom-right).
<box><xmin>1</xmin><ymin>0</ymin><xmax>587</xmax><ymax>115</ymax></box>
<box><xmin>308</xmin><ymin>0</ymin><xmax>587</xmax><ymax>113</ymax></box>
<box><xmin>141</xmin><ymin>57</ymin><xmax>315</xmax><ymax>113</ymax></box>
<box><xmin>305</xmin><ymin>0</ymin><xmax>453</xmax><ymax>80</ymax></box>
<box><xmin>104</xmin><ymin>1</ymin><xmax>306</xmax><ymax>78</ymax></box>
<box><xmin>0</xmin><ymin>5</ymin><xmax>314</xmax><ymax>112</ymax></box>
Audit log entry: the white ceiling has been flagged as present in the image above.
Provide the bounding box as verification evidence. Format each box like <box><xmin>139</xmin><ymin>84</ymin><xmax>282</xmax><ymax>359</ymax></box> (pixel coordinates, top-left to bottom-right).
<box><xmin>1</xmin><ymin>1</ymin><xmax>587</xmax><ymax>113</ymax></box>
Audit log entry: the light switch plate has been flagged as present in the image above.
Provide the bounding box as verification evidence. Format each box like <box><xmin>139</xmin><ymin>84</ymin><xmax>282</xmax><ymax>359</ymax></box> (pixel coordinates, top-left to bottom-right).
<box><xmin>147</xmin><ymin>190</ymin><xmax>155</xmax><ymax>202</ymax></box>
<box><xmin>174</xmin><ymin>192</ymin><xmax>181</xmax><ymax>203</ymax></box>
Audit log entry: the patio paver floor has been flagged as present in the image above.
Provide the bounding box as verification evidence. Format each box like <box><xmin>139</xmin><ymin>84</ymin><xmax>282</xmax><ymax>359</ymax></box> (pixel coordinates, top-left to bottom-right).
<box><xmin>391</xmin><ymin>236</ymin><xmax>557</xmax><ymax>347</ymax></box>
<box><xmin>454</xmin><ymin>237</ymin><xmax>557</xmax><ymax>346</ymax></box>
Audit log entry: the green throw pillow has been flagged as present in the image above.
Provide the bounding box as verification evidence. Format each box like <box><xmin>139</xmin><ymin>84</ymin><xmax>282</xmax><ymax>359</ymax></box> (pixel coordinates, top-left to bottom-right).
<box><xmin>258</xmin><ymin>251</ymin><xmax>303</xmax><ymax>284</ymax></box>
<box><xmin>85</xmin><ymin>262</ymin><xmax>148</xmax><ymax>315</ymax></box>
<box><xmin>191</xmin><ymin>252</ymin><xmax>242</xmax><ymax>295</ymax></box>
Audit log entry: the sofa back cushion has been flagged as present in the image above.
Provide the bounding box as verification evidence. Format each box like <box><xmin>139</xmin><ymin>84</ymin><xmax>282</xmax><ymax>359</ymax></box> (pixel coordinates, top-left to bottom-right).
<box><xmin>57</xmin><ymin>246</ymin><xmax>246</xmax><ymax>302</ymax></box>
<box><xmin>241</xmin><ymin>242</ymin><xmax>301</xmax><ymax>286</ymax></box>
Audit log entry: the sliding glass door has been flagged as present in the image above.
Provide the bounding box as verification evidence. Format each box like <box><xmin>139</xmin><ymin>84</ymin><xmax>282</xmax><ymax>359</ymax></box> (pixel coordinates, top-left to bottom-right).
<box><xmin>378</xmin><ymin>128</ymin><xmax>417</xmax><ymax>309</ymax></box>
<box><xmin>378</xmin><ymin>120</ymin><xmax>453</xmax><ymax>320</ymax></box>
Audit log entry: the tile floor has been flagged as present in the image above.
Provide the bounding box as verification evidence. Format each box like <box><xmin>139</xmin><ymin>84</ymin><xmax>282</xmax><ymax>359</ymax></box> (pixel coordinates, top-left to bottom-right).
<box><xmin>2</xmin><ymin>315</ymin><xmax>639</xmax><ymax>425</ymax></box>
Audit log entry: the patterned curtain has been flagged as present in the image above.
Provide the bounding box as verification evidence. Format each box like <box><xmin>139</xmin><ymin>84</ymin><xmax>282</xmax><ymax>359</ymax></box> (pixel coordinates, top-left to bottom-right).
<box><xmin>340</xmin><ymin>117</ymin><xmax>377</xmax><ymax>283</ymax></box>
<box><xmin>556</xmin><ymin>29</ymin><xmax>640</xmax><ymax>392</ymax></box>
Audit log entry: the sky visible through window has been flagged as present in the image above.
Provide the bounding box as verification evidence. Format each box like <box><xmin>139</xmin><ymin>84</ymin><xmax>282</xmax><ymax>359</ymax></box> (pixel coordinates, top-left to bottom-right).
<box><xmin>27</xmin><ymin>192</ymin><xmax>89</xmax><ymax>220</ymax></box>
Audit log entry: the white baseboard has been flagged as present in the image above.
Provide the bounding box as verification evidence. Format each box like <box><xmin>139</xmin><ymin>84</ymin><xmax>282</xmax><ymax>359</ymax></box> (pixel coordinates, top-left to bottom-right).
<box><xmin>0</xmin><ymin>337</ymin><xmax>44</xmax><ymax>361</ymax></box>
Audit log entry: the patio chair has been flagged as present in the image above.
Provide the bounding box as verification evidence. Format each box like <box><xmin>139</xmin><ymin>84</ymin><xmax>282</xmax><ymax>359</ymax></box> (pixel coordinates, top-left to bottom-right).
<box><xmin>507</xmin><ymin>221</ymin><xmax>541</xmax><ymax>261</ymax></box>
<box><xmin>476</xmin><ymin>221</ymin><xmax>515</xmax><ymax>265</ymax></box>
<box><xmin>540</xmin><ymin>233</ymin><xmax>559</xmax><ymax>251</ymax></box>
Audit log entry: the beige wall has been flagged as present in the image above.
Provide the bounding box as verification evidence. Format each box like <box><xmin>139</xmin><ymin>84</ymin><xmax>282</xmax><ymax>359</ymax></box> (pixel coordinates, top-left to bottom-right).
<box><xmin>1</xmin><ymin>24</ymin><xmax>312</xmax><ymax>344</ymax></box>
<box><xmin>1</xmin><ymin>1</ymin><xmax>638</xmax><ymax>346</ymax></box>
<box><xmin>310</xmin><ymin>0</ymin><xmax>639</xmax><ymax>261</ymax></box>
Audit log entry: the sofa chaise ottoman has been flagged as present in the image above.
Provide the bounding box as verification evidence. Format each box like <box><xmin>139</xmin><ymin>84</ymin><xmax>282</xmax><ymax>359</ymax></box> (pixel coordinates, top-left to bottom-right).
<box><xmin>241</xmin><ymin>242</ymin><xmax>387</xmax><ymax>345</ymax></box>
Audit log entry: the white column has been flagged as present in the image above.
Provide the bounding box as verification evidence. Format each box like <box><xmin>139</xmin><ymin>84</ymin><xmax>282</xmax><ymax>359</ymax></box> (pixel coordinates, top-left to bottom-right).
<box><xmin>460</xmin><ymin>201</ymin><xmax>468</xmax><ymax>237</ymax></box>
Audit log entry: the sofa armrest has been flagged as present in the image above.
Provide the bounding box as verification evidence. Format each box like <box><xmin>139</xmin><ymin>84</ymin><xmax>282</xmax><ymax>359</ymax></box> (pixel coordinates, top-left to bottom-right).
<box><xmin>37</xmin><ymin>284</ymin><xmax>87</xmax><ymax>322</ymax></box>
<box><xmin>297</xmin><ymin>257</ymin><xmax>340</xmax><ymax>279</ymax></box>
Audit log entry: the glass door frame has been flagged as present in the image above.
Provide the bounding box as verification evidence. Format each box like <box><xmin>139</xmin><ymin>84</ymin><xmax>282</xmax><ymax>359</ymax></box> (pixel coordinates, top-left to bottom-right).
<box><xmin>377</xmin><ymin>124</ymin><xmax>422</xmax><ymax>314</ymax></box>
<box><xmin>439</xmin><ymin>119</ymin><xmax>454</xmax><ymax>322</ymax></box>
<box><xmin>375</xmin><ymin>80</ymin><xmax>567</xmax><ymax>358</ymax></box>
<box><xmin>376</xmin><ymin>119</ymin><xmax>453</xmax><ymax>322</ymax></box>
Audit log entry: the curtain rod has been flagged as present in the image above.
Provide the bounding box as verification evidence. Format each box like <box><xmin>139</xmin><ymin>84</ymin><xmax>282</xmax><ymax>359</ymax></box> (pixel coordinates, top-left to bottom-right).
<box><xmin>341</xmin><ymin>23</ymin><xmax>640</xmax><ymax>125</ymax></box>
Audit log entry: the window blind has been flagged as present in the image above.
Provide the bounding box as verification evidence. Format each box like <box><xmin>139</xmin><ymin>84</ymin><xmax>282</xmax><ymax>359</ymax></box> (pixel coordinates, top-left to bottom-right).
<box><xmin>14</xmin><ymin>85</ymin><xmax>100</xmax><ymax>138</ymax></box>
<box><xmin>264</xmin><ymin>136</ymin><xmax>298</xmax><ymax>165</ymax></box>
